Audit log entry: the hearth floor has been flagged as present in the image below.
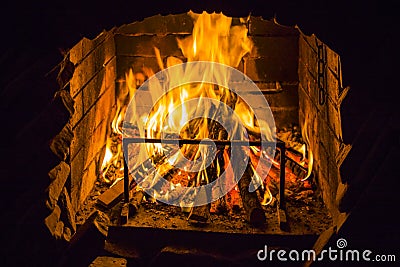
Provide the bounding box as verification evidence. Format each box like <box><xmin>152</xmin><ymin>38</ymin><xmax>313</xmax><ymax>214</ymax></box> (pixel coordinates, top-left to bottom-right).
<box><xmin>77</xmin><ymin>179</ymin><xmax>332</xmax><ymax>236</ymax></box>
<box><xmin>74</xmin><ymin>182</ymin><xmax>332</xmax><ymax>264</ymax></box>
<box><xmin>120</xmin><ymin>198</ymin><xmax>331</xmax><ymax>235</ymax></box>
<box><xmin>102</xmin><ymin>197</ymin><xmax>331</xmax><ymax>264</ymax></box>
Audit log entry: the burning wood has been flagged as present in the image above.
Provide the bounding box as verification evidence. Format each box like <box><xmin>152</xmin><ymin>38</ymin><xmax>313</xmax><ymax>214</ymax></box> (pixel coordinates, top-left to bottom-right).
<box><xmin>238</xmin><ymin>164</ymin><xmax>266</xmax><ymax>226</ymax></box>
<box><xmin>101</xmin><ymin>132</ymin><xmax>124</xmax><ymax>185</ymax></box>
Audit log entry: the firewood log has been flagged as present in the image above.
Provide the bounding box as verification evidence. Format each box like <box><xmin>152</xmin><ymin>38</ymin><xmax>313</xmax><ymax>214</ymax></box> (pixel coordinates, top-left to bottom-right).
<box><xmin>238</xmin><ymin>163</ymin><xmax>266</xmax><ymax>226</ymax></box>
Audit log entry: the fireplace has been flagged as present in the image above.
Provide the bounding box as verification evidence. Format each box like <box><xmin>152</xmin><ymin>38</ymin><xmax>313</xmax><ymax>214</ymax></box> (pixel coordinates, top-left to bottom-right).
<box><xmin>41</xmin><ymin>11</ymin><xmax>352</xmax><ymax>266</ymax></box>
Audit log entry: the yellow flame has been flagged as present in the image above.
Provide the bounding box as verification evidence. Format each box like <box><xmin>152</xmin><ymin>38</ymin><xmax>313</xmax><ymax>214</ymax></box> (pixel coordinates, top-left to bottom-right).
<box><xmin>299</xmin><ymin>144</ymin><xmax>307</xmax><ymax>162</ymax></box>
<box><xmin>177</xmin><ymin>11</ymin><xmax>253</xmax><ymax>67</ymax></box>
<box><xmin>101</xmin><ymin>146</ymin><xmax>113</xmax><ymax>171</ymax></box>
<box><xmin>261</xmin><ymin>185</ymin><xmax>273</xmax><ymax>206</ymax></box>
<box><xmin>301</xmin><ymin>119</ymin><xmax>314</xmax><ymax>181</ymax></box>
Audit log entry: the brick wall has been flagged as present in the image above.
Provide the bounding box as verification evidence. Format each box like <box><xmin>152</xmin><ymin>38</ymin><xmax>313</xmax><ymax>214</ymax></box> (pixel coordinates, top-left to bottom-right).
<box><xmin>115</xmin><ymin>14</ymin><xmax>300</xmax><ymax>128</ymax></box>
<box><xmin>298</xmin><ymin>30</ymin><xmax>351</xmax><ymax>224</ymax></box>
<box><xmin>68</xmin><ymin>30</ymin><xmax>117</xmax><ymax>213</ymax></box>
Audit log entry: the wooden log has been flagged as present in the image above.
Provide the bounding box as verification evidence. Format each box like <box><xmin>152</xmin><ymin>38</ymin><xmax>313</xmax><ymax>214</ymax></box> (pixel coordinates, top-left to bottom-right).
<box><xmin>187</xmin><ymin>118</ymin><xmax>225</xmax><ymax>225</ymax></box>
<box><xmin>96</xmin><ymin>158</ymin><xmax>154</xmax><ymax>209</ymax></box>
<box><xmin>97</xmin><ymin>156</ymin><xmax>175</xmax><ymax>209</ymax></box>
<box><xmin>139</xmin><ymin>160</ymin><xmax>177</xmax><ymax>197</ymax></box>
<box><xmin>123</xmin><ymin>137</ymin><xmax>273</xmax><ymax>146</ymax></box>
<box><xmin>96</xmin><ymin>178</ymin><xmax>125</xmax><ymax>210</ymax></box>
<box><xmin>272</xmin><ymin>147</ymin><xmax>308</xmax><ymax>180</ymax></box>
<box><xmin>89</xmin><ymin>256</ymin><xmax>127</xmax><ymax>267</ymax></box>
<box><xmin>187</xmin><ymin>179</ymin><xmax>212</xmax><ymax>225</ymax></box>
<box><xmin>226</xmin><ymin>190</ymin><xmax>242</xmax><ymax>213</ymax></box>
<box><xmin>211</xmin><ymin>197</ymin><xmax>228</xmax><ymax>214</ymax></box>
<box><xmin>238</xmin><ymin>164</ymin><xmax>266</xmax><ymax>226</ymax></box>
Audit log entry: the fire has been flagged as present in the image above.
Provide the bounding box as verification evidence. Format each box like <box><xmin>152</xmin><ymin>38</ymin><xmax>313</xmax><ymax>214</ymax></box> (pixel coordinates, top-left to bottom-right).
<box><xmin>136</xmin><ymin>11</ymin><xmax>276</xmax><ymax>207</ymax></box>
<box><xmin>301</xmin><ymin>119</ymin><xmax>314</xmax><ymax>181</ymax></box>
<box><xmin>102</xmin><ymin>12</ymin><xmax>309</xmax><ymax>211</ymax></box>
<box><xmin>100</xmin><ymin>69</ymin><xmax>137</xmax><ymax>184</ymax></box>
<box><xmin>143</xmin><ymin>11</ymin><xmax>265</xmax><ymax>159</ymax></box>
<box><xmin>177</xmin><ymin>11</ymin><xmax>253</xmax><ymax>67</ymax></box>
<box><xmin>100</xmin><ymin>12</ymin><xmax>274</xmax><ymax>203</ymax></box>
<box><xmin>101</xmin><ymin>146</ymin><xmax>113</xmax><ymax>171</ymax></box>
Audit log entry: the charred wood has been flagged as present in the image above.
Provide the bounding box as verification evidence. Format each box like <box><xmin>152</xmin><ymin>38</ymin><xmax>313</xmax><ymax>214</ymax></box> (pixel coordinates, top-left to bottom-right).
<box><xmin>238</xmin><ymin>164</ymin><xmax>266</xmax><ymax>227</ymax></box>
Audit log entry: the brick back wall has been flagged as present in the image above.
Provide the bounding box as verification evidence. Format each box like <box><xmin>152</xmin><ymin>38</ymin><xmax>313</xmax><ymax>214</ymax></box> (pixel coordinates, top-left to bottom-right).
<box><xmin>115</xmin><ymin>14</ymin><xmax>300</xmax><ymax>129</ymax></box>
<box><xmin>248</xmin><ymin>17</ymin><xmax>299</xmax><ymax>128</ymax></box>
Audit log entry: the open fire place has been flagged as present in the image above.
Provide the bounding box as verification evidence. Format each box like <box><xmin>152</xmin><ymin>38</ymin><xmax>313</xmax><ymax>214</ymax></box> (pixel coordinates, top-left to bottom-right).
<box><xmin>43</xmin><ymin>11</ymin><xmax>352</xmax><ymax>266</ymax></box>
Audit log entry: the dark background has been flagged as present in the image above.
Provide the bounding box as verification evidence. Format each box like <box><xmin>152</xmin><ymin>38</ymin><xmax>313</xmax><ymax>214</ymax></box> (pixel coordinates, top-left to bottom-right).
<box><xmin>1</xmin><ymin>0</ymin><xmax>398</xmax><ymax>265</ymax></box>
<box><xmin>1</xmin><ymin>0</ymin><xmax>398</xmax><ymax>139</ymax></box>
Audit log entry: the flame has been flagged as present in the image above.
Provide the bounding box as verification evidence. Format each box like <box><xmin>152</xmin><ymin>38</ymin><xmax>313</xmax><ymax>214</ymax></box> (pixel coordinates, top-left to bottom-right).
<box><xmin>177</xmin><ymin>11</ymin><xmax>253</xmax><ymax>67</ymax></box>
<box><xmin>261</xmin><ymin>185</ymin><xmax>273</xmax><ymax>206</ymax></box>
<box><xmin>301</xmin><ymin>119</ymin><xmax>314</xmax><ymax>181</ymax></box>
<box><xmin>100</xmin><ymin>68</ymin><xmax>137</xmax><ymax>184</ymax></box>
<box><xmin>142</xmin><ymin>11</ymin><xmax>259</xmax><ymax>162</ymax></box>
<box><xmin>133</xmin><ymin>11</ymin><xmax>271</xmax><ymax>203</ymax></box>
<box><xmin>111</xmin><ymin>112</ymin><xmax>124</xmax><ymax>134</ymax></box>
<box><xmin>299</xmin><ymin>144</ymin><xmax>307</xmax><ymax>163</ymax></box>
<box><xmin>101</xmin><ymin>146</ymin><xmax>113</xmax><ymax>171</ymax></box>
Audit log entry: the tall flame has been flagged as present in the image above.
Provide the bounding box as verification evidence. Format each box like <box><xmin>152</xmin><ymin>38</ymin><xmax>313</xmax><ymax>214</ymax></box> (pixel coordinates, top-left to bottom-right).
<box><xmin>142</xmin><ymin>11</ymin><xmax>258</xmax><ymax>162</ymax></box>
<box><xmin>177</xmin><ymin>11</ymin><xmax>253</xmax><ymax>67</ymax></box>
